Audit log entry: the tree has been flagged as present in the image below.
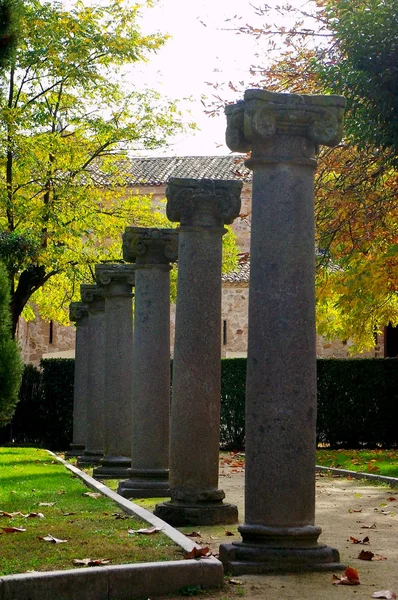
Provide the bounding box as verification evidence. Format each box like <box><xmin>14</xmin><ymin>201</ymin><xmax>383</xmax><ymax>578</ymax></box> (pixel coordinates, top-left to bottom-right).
<box><xmin>205</xmin><ymin>0</ymin><xmax>398</xmax><ymax>351</ymax></box>
<box><xmin>0</xmin><ymin>259</ymin><xmax>22</xmax><ymax>425</ymax></box>
<box><xmin>0</xmin><ymin>0</ymin><xmax>199</xmax><ymax>335</ymax></box>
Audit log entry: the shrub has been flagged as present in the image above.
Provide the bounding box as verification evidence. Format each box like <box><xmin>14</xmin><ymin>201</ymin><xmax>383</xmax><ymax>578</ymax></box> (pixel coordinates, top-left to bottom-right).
<box><xmin>0</xmin><ymin>260</ymin><xmax>23</xmax><ymax>427</ymax></box>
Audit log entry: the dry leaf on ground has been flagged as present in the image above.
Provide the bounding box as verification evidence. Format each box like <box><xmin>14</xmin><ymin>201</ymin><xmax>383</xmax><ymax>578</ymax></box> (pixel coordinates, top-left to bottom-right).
<box><xmin>1</xmin><ymin>526</ymin><xmax>27</xmax><ymax>533</ymax></box>
<box><xmin>38</xmin><ymin>534</ymin><xmax>67</xmax><ymax>543</ymax></box>
<box><xmin>39</xmin><ymin>502</ymin><xmax>55</xmax><ymax>507</ymax></box>
<box><xmin>73</xmin><ymin>558</ymin><xmax>111</xmax><ymax>566</ymax></box>
<box><xmin>83</xmin><ymin>492</ymin><xmax>101</xmax><ymax>499</ymax></box>
<box><xmin>333</xmin><ymin>566</ymin><xmax>360</xmax><ymax>585</ymax></box>
<box><xmin>184</xmin><ymin>546</ymin><xmax>211</xmax><ymax>559</ymax></box>
<box><xmin>128</xmin><ymin>526</ymin><xmax>162</xmax><ymax>535</ymax></box>
<box><xmin>26</xmin><ymin>512</ymin><xmax>45</xmax><ymax>518</ymax></box>
<box><xmin>225</xmin><ymin>530</ymin><xmax>235</xmax><ymax>536</ymax></box>
<box><xmin>185</xmin><ymin>531</ymin><xmax>201</xmax><ymax>537</ymax></box>
<box><xmin>350</xmin><ymin>535</ymin><xmax>370</xmax><ymax>544</ymax></box>
<box><xmin>229</xmin><ymin>579</ymin><xmax>243</xmax><ymax>585</ymax></box>
<box><xmin>361</xmin><ymin>523</ymin><xmax>377</xmax><ymax>529</ymax></box>
<box><xmin>358</xmin><ymin>550</ymin><xmax>374</xmax><ymax>561</ymax></box>
<box><xmin>372</xmin><ymin>592</ymin><xmax>396</xmax><ymax>599</ymax></box>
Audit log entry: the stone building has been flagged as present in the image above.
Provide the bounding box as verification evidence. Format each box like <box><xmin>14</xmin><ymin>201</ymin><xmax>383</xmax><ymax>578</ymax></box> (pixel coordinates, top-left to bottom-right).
<box><xmin>16</xmin><ymin>155</ymin><xmax>392</xmax><ymax>364</ymax></box>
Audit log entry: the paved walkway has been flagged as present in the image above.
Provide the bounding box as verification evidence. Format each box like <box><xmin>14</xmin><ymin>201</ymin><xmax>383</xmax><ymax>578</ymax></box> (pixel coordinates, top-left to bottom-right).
<box><xmin>157</xmin><ymin>461</ymin><xmax>398</xmax><ymax>600</ymax></box>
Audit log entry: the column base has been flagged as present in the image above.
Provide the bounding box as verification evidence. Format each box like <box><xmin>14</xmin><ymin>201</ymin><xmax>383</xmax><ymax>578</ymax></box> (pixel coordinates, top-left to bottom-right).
<box><xmin>117</xmin><ymin>468</ymin><xmax>170</xmax><ymax>499</ymax></box>
<box><xmin>219</xmin><ymin>524</ymin><xmax>344</xmax><ymax>574</ymax></box>
<box><xmin>65</xmin><ymin>444</ymin><xmax>85</xmax><ymax>458</ymax></box>
<box><xmin>92</xmin><ymin>456</ymin><xmax>131</xmax><ymax>480</ymax></box>
<box><xmin>77</xmin><ymin>450</ymin><xmax>103</xmax><ymax>467</ymax></box>
<box><xmin>154</xmin><ymin>500</ymin><xmax>238</xmax><ymax>526</ymax></box>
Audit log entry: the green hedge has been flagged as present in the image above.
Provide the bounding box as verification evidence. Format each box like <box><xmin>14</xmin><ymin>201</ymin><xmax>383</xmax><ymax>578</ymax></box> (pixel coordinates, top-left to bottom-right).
<box><xmin>0</xmin><ymin>359</ymin><xmax>74</xmax><ymax>450</ymax></box>
<box><xmin>1</xmin><ymin>357</ymin><xmax>397</xmax><ymax>451</ymax></box>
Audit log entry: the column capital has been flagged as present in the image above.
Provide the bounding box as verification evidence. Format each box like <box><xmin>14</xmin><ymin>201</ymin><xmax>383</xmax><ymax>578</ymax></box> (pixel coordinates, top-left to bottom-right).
<box><xmin>69</xmin><ymin>302</ymin><xmax>88</xmax><ymax>324</ymax></box>
<box><xmin>123</xmin><ymin>227</ymin><xmax>178</xmax><ymax>266</ymax></box>
<box><xmin>166</xmin><ymin>178</ymin><xmax>242</xmax><ymax>228</ymax></box>
<box><xmin>80</xmin><ymin>284</ymin><xmax>105</xmax><ymax>311</ymax></box>
<box><xmin>95</xmin><ymin>264</ymin><xmax>135</xmax><ymax>295</ymax></box>
<box><xmin>225</xmin><ymin>89</ymin><xmax>346</xmax><ymax>155</ymax></box>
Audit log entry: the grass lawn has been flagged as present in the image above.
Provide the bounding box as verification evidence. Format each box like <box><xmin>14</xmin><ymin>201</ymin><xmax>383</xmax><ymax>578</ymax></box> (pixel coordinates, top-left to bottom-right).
<box><xmin>0</xmin><ymin>447</ymin><xmax>182</xmax><ymax>576</ymax></box>
<box><xmin>316</xmin><ymin>448</ymin><xmax>398</xmax><ymax>478</ymax></box>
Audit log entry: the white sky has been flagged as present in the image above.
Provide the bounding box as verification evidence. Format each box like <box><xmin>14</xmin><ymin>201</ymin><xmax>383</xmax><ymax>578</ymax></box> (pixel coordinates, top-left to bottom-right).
<box><xmin>133</xmin><ymin>0</ymin><xmax>306</xmax><ymax>156</ymax></box>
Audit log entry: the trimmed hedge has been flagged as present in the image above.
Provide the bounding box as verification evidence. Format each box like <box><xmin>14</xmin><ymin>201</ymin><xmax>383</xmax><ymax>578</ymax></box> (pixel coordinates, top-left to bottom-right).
<box><xmin>0</xmin><ymin>358</ymin><xmax>74</xmax><ymax>450</ymax></box>
<box><xmin>1</xmin><ymin>357</ymin><xmax>397</xmax><ymax>451</ymax></box>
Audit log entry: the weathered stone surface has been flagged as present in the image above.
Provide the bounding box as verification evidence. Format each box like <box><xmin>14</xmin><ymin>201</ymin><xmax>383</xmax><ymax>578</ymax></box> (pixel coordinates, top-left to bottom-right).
<box><xmin>154</xmin><ymin>179</ymin><xmax>241</xmax><ymax>525</ymax></box>
<box><xmin>220</xmin><ymin>90</ymin><xmax>346</xmax><ymax>572</ymax></box>
<box><xmin>77</xmin><ymin>284</ymin><xmax>105</xmax><ymax>467</ymax></box>
<box><xmin>93</xmin><ymin>264</ymin><xmax>135</xmax><ymax>480</ymax></box>
<box><xmin>65</xmin><ymin>302</ymin><xmax>89</xmax><ymax>458</ymax></box>
<box><xmin>118</xmin><ymin>228</ymin><xmax>177</xmax><ymax>498</ymax></box>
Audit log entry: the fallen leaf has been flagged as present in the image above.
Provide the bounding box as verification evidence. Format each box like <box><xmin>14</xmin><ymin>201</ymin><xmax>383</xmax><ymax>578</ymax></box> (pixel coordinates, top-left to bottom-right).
<box><xmin>229</xmin><ymin>579</ymin><xmax>243</xmax><ymax>585</ymax></box>
<box><xmin>83</xmin><ymin>492</ymin><xmax>101</xmax><ymax>499</ymax></box>
<box><xmin>349</xmin><ymin>508</ymin><xmax>363</xmax><ymax>513</ymax></box>
<box><xmin>57</xmin><ymin>490</ymin><xmax>66</xmax><ymax>495</ymax></box>
<box><xmin>185</xmin><ymin>531</ymin><xmax>201</xmax><ymax>537</ymax></box>
<box><xmin>361</xmin><ymin>523</ymin><xmax>377</xmax><ymax>529</ymax></box>
<box><xmin>350</xmin><ymin>535</ymin><xmax>369</xmax><ymax>544</ymax></box>
<box><xmin>38</xmin><ymin>534</ymin><xmax>67</xmax><ymax>543</ymax></box>
<box><xmin>62</xmin><ymin>512</ymin><xmax>76</xmax><ymax>516</ymax></box>
<box><xmin>112</xmin><ymin>513</ymin><xmax>128</xmax><ymax>520</ymax></box>
<box><xmin>26</xmin><ymin>513</ymin><xmax>45</xmax><ymax>519</ymax></box>
<box><xmin>184</xmin><ymin>546</ymin><xmax>211</xmax><ymax>559</ymax></box>
<box><xmin>333</xmin><ymin>566</ymin><xmax>360</xmax><ymax>586</ymax></box>
<box><xmin>387</xmin><ymin>497</ymin><xmax>397</xmax><ymax>502</ymax></box>
<box><xmin>225</xmin><ymin>530</ymin><xmax>235</xmax><ymax>536</ymax></box>
<box><xmin>373</xmin><ymin>554</ymin><xmax>388</xmax><ymax>561</ymax></box>
<box><xmin>128</xmin><ymin>527</ymin><xmax>162</xmax><ymax>535</ymax></box>
<box><xmin>73</xmin><ymin>558</ymin><xmax>111</xmax><ymax>566</ymax></box>
<box><xmin>1</xmin><ymin>526</ymin><xmax>26</xmax><ymax>533</ymax></box>
<box><xmin>372</xmin><ymin>591</ymin><xmax>397</xmax><ymax>599</ymax></box>
<box><xmin>358</xmin><ymin>550</ymin><xmax>374</xmax><ymax>561</ymax></box>
<box><xmin>39</xmin><ymin>502</ymin><xmax>55</xmax><ymax>507</ymax></box>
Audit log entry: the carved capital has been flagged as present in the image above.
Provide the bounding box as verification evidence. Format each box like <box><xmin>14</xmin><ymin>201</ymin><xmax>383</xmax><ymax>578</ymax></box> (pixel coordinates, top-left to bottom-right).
<box><xmin>166</xmin><ymin>177</ymin><xmax>242</xmax><ymax>228</ymax></box>
<box><xmin>95</xmin><ymin>264</ymin><xmax>135</xmax><ymax>290</ymax></box>
<box><xmin>69</xmin><ymin>302</ymin><xmax>88</xmax><ymax>324</ymax></box>
<box><xmin>122</xmin><ymin>227</ymin><xmax>178</xmax><ymax>265</ymax></box>
<box><xmin>80</xmin><ymin>284</ymin><xmax>105</xmax><ymax>311</ymax></box>
<box><xmin>225</xmin><ymin>89</ymin><xmax>346</xmax><ymax>153</ymax></box>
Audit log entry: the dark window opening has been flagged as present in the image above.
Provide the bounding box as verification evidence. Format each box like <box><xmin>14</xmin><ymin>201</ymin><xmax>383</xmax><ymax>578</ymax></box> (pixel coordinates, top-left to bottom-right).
<box><xmin>49</xmin><ymin>320</ymin><xmax>54</xmax><ymax>345</ymax></box>
<box><xmin>223</xmin><ymin>320</ymin><xmax>227</xmax><ymax>345</ymax></box>
<box><xmin>385</xmin><ymin>323</ymin><xmax>398</xmax><ymax>357</ymax></box>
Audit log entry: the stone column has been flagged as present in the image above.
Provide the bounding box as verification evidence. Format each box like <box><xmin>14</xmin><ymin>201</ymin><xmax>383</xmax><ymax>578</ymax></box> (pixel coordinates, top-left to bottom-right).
<box><xmin>154</xmin><ymin>178</ymin><xmax>241</xmax><ymax>526</ymax></box>
<box><xmin>219</xmin><ymin>89</ymin><xmax>346</xmax><ymax>573</ymax></box>
<box><xmin>117</xmin><ymin>228</ymin><xmax>178</xmax><ymax>498</ymax></box>
<box><xmin>93</xmin><ymin>264</ymin><xmax>135</xmax><ymax>479</ymax></box>
<box><xmin>65</xmin><ymin>302</ymin><xmax>89</xmax><ymax>458</ymax></box>
<box><xmin>77</xmin><ymin>284</ymin><xmax>106</xmax><ymax>467</ymax></box>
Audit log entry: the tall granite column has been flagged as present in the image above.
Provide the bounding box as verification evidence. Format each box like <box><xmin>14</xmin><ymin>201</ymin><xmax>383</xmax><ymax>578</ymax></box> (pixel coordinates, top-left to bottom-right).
<box><xmin>93</xmin><ymin>264</ymin><xmax>135</xmax><ymax>479</ymax></box>
<box><xmin>77</xmin><ymin>284</ymin><xmax>106</xmax><ymax>467</ymax></box>
<box><xmin>219</xmin><ymin>89</ymin><xmax>346</xmax><ymax>573</ymax></box>
<box><xmin>65</xmin><ymin>302</ymin><xmax>89</xmax><ymax>458</ymax></box>
<box><xmin>118</xmin><ymin>228</ymin><xmax>178</xmax><ymax>498</ymax></box>
<box><xmin>154</xmin><ymin>178</ymin><xmax>241</xmax><ymax>525</ymax></box>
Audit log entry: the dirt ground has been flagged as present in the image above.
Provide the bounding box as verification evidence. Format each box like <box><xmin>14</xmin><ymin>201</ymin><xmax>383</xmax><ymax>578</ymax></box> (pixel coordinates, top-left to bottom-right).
<box><xmin>154</xmin><ymin>463</ymin><xmax>398</xmax><ymax>600</ymax></box>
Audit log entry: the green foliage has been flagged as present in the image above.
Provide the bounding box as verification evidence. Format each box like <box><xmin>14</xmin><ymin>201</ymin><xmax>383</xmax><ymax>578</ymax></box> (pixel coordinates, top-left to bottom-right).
<box><xmin>220</xmin><ymin>358</ymin><xmax>246</xmax><ymax>449</ymax></box>
<box><xmin>218</xmin><ymin>358</ymin><xmax>398</xmax><ymax>449</ymax></box>
<box><xmin>0</xmin><ymin>0</ymin><xmax>195</xmax><ymax>332</ymax></box>
<box><xmin>3</xmin><ymin>359</ymin><xmax>74</xmax><ymax>449</ymax></box>
<box><xmin>0</xmin><ymin>0</ymin><xmax>20</xmax><ymax>71</ymax></box>
<box><xmin>0</xmin><ymin>259</ymin><xmax>22</xmax><ymax>424</ymax></box>
<box><xmin>317</xmin><ymin>0</ymin><xmax>398</xmax><ymax>154</ymax></box>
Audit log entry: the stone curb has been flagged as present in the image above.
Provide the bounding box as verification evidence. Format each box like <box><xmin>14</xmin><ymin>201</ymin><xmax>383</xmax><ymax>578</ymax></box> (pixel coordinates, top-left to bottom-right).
<box><xmin>0</xmin><ymin>452</ymin><xmax>224</xmax><ymax>600</ymax></box>
<box><xmin>316</xmin><ymin>465</ymin><xmax>398</xmax><ymax>487</ymax></box>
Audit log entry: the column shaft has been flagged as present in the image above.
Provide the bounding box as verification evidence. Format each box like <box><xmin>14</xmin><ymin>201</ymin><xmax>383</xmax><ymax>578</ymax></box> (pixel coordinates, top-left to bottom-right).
<box><xmin>219</xmin><ymin>88</ymin><xmax>346</xmax><ymax>573</ymax></box>
<box><xmin>154</xmin><ymin>177</ymin><xmax>241</xmax><ymax>526</ymax></box>
<box><xmin>118</xmin><ymin>227</ymin><xmax>177</xmax><ymax>498</ymax></box>
<box><xmin>66</xmin><ymin>303</ymin><xmax>88</xmax><ymax>457</ymax></box>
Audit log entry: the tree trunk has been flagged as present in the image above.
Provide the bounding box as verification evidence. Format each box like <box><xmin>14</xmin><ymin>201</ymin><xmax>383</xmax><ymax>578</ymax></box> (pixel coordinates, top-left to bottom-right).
<box><xmin>10</xmin><ymin>265</ymin><xmax>47</xmax><ymax>338</ymax></box>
